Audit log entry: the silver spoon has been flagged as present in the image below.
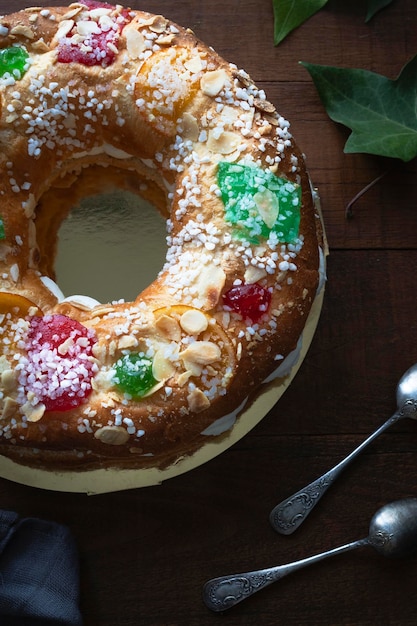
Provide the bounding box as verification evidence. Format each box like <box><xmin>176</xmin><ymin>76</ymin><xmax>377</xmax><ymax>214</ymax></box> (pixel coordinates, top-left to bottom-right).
<box><xmin>203</xmin><ymin>497</ymin><xmax>417</xmax><ymax>612</ymax></box>
<box><xmin>270</xmin><ymin>363</ymin><xmax>417</xmax><ymax>535</ymax></box>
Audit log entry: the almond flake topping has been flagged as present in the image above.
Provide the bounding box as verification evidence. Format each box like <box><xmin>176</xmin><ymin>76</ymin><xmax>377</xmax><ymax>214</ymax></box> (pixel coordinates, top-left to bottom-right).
<box><xmin>21</xmin><ymin>401</ymin><xmax>46</xmax><ymax>423</ymax></box>
<box><xmin>207</xmin><ymin>130</ymin><xmax>240</xmax><ymax>155</ymax></box>
<box><xmin>125</xmin><ymin>27</ymin><xmax>145</xmax><ymax>59</ymax></box>
<box><xmin>181</xmin><ymin>112</ymin><xmax>199</xmax><ymax>141</ymax></box>
<box><xmin>187</xmin><ymin>388</ymin><xmax>210</xmax><ymax>413</ymax></box>
<box><xmin>152</xmin><ymin>349</ymin><xmax>176</xmax><ymax>381</ymax></box>
<box><xmin>10</xmin><ymin>25</ymin><xmax>35</xmax><ymax>39</ymax></box>
<box><xmin>184</xmin><ymin>55</ymin><xmax>203</xmax><ymax>74</ymax></box>
<box><xmin>180</xmin><ymin>341</ymin><xmax>221</xmax><ymax>365</ymax></box>
<box><xmin>155</xmin><ymin>314</ymin><xmax>181</xmax><ymax>341</ymax></box>
<box><xmin>201</xmin><ymin>69</ymin><xmax>228</xmax><ymax>96</ymax></box>
<box><xmin>254</xmin><ymin>189</ymin><xmax>279</xmax><ymax>229</ymax></box>
<box><xmin>179</xmin><ymin>309</ymin><xmax>208</xmax><ymax>335</ymax></box>
<box><xmin>94</xmin><ymin>426</ymin><xmax>130</xmax><ymax>445</ymax></box>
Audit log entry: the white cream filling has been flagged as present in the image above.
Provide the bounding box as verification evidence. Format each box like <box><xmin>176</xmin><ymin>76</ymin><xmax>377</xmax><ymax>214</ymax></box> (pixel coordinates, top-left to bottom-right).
<box><xmin>201</xmin><ymin>397</ymin><xmax>248</xmax><ymax>436</ymax></box>
<box><xmin>40</xmin><ymin>276</ymin><xmax>101</xmax><ymax>309</ymax></box>
<box><xmin>72</xmin><ymin>143</ymin><xmax>133</xmax><ymax>160</ymax></box>
<box><xmin>61</xmin><ymin>294</ymin><xmax>101</xmax><ymax>309</ymax></box>
<box><xmin>40</xmin><ymin>275</ymin><xmax>65</xmax><ymax>301</ymax></box>
<box><xmin>263</xmin><ymin>335</ymin><xmax>303</xmax><ymax>384</ymax></box>
<box><xmin>317</xmin><ymin>246</ymin><xmax>326</xmax><ymax>294</ymax></box>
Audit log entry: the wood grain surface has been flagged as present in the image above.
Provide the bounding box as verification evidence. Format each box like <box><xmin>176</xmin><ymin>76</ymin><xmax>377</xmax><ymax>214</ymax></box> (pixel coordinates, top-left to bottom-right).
<box><xmin>0</xmin><ymin>0</ymin><xmax>417</xmax><ymax>624</ymax></box>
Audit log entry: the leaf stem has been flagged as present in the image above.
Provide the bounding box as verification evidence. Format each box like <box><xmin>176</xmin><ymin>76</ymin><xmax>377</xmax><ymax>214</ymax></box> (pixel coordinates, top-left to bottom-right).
<box><xmin>345</xmin><ymin>171</ymin><xmax>388</xmax><ymax>219</ymax></box>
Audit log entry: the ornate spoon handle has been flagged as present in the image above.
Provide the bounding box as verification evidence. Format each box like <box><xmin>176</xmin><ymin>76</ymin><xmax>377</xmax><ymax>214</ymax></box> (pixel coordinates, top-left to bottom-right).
<box><xmin>203</xmin><ymin>538</ymin><xmax>367</xmax><ymax>612</ymax></box>
<box><xmin>269</xmin><ymin>408</ymin><xmax>406</xmax><ymax>535</ymax></box>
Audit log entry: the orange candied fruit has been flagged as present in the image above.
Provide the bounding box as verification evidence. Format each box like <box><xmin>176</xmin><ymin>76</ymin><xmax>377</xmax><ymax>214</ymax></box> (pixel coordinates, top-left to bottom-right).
<box><xmin>0</xmin><ymin>292</ymin><xmax>42</xmax><ymax>318</ymax></box>
<box><xmin>134</xmin><ymin>48</ymin><xmax>200</xmax><ymax>135</ymax></box>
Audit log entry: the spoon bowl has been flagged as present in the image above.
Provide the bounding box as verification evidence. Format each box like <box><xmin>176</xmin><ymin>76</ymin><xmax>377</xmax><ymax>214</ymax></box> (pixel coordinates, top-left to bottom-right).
<box><xmin>396</xmin><ymin>365</ymin><xmax>417</xmax><ymax>410</ymax></box>
<box><xmin>269</xmin><ymin>363</ymin><xmax>417</xmax><ymax>535</ymax></box>
<box><xmin>203</xmin><ymin>498</ymin><xmax>417</xmax><ymax>612</ymax></box>
<box><xmin>369</xmin><ymin>497</ymin><xmax>417</xmax><ymax>558</ymax></box>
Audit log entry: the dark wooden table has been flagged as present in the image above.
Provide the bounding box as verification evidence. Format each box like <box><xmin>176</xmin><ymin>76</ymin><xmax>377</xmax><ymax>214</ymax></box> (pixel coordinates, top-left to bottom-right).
<box><xmin>1</xmin><ymin>0</ymin><xmax>417</xmax><ymax>624</ymax></box>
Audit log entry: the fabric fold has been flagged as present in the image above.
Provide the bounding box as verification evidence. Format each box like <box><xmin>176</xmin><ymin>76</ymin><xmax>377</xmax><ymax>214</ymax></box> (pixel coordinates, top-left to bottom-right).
<box><xmin>0</xmin><ymin>510</ymin><xmax>82</xmax><ymax>626</ymax></box>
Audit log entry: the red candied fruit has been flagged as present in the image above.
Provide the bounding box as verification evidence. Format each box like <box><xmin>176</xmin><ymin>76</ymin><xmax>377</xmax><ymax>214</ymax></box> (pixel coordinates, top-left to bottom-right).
<box><xmin>81</xmin><ymin>0</ymin><xmax>115</xmax><ymax>8</ymax></box>
<box><xmin>57</xmin><ymin>2</ymin><xmax>131</xmax><ymax>67</ymax></box>
<box><xmin>57</xmin><ymin>33</ymin><xmax>118</xmax><ymax>67</ymax></box>
<box><xmin>222</xmin><ymin>283</ymin><xmax>272</xmax><ymax>324</ymax></box>
<box><xmin>22</xmin><ymin>315</ymin><xmax>98</xmax><ymax>412</ymax></box>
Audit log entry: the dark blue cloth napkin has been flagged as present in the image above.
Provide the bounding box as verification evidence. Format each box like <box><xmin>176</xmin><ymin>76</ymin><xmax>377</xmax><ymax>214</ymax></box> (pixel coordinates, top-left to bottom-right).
<box><xmin>0</xmin><ymin>510</ymin><xmax>83</xmax><ymax>625</ymax></box>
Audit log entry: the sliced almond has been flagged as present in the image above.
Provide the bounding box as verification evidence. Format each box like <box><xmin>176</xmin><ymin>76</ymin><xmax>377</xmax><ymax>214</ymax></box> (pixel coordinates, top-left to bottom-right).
<box><xmin>254</xmin><ymin>98</ymin><xmax>276</xmax><ymax>114</ymax></box>
<box><xmin>177</xmin><ymin>370</ymin><xmax>193</xmax><ymax>386</ymax></box>
<box><xmin>86</xmin><ymin>7</ymin><xmax>112</xmax><ymax>19</ymax></box>
<box><xmin>244</xmin><ymin>265</ymin><xmax>268</xmax><ymax>284</ymax></box>
<box><xmin>125</xmin><ymin>27</ymin><xmax>146</xmax><ymax>59</ymax></box>
<box><xmin>31</xmin><ymin>39</ymin><xmax>50</xmax><ymax>53</ymax></box>
<box><xmin>21</xmin><ymin>401</ymin><xmax>46</xmax><ymax>423</ymax></box>
<box><xmin>94</xmin><ymin>426</ymin><xmax>130</xmax><ymax>445</ymax></box>
<box><xmin>187</xmin><ymin>388</ymin><xmax>210</xmax><ymax>413</ymax></box>
<box><xmin>0</xmin><ymin>356</ymin><xmax>10</xmax><ymax>373</ymax></box>
<box><xmin>155</xmin><ymin>314</ymin><xmax>181</xmax><ymax>342</ymax></box>
<box><xmin>118</xmin><ymin>335</ymin><xmax>138</xmax><ymax>350</ymax></box>
<box><xmin>181</xmin><ymin>112</ymin><xmax>199</xmax><ymax>142</ymax></box>
<box><xmin>232</xmin><ymin>69</ymin><xmax>254</xmax><ymax>87</ymax></box>
<box><xmin>156</xmin><ymin>33</ymin><xmax>176</xmax><ymax>46</ymax></box>
<box><xmin>207</xmin><ymin>130</ymin><xmax>240</xmax><ymax>155</ymax></box>
<box><xmin>142</xmin><ymin>380</ymin><xmax>165</xmax><ymax>397</ymax></box>
<box><xmin>180</xmin><ymin>309</ymin><xmax>208</xmax><ymax>335</ymax></box>
<box><xmin>263</xmin><ymin>113</ymin><xmax>279</xmax><ymax>127</ymax></box>
<box><xmin>61</xmin><ymin>6</ymin><xmax>84</xmax><ymax>21</ymax></box>
<box><xmin>254</xmin><ymin>189</ymin><xmax>279</xmax><ymax>229</ymax></box>
<box><xmin>55</xmin><ymin>19</ymin><xmax>75</xmax><ymax>39</ymax></box>
<box><xmin>201</xmin><ymin>69</ymin><xmax>228</xmax><ymax>96</ymax></box>
<box><xmin>1</xmin><ymin>369</ymin><xmax>16</xmax><ymax>394</ymax></box>
<box><xmin>1</xmin><ymin>397</ymin><xmax>18</xmax><ymax>421</ymax></box>
<box><xmin>152</xmin><ymin>348</ymin><xmax>176</xmax><ymax>381</ymax></box>
<box><xmin>91</xmin><ymin>305</ymin><xmax>116</xmax><ymax>318</ymax></box>
<box><xmin>76</xmin><ymin>20</ymin><xmax>101</xmax><ymax>36</ymax></box>
<box><xmin>99</xmin><ymin>14</ymin><xmax>114</xmax><ymax>30</ymax></box>
<box><xmin>10</xmin><ymin>25</ymin><xmax>35</xmax><ymax>39</ymax></box>
<box><xmin>181</xmin><ymin>359</ymin><xmax>203</xmax><ymax>377</ymax></box>
<box><xmin>184</xmin><ymin>55</ymin><xmax>203</xmax><ymax>74</ymax></box>
<box><xmin>147</xmin><ymin>15</ymin><xmax>169</xmax><ymax>33</ymax></box>
<box><xmin>196</xmin><ymin>265</ymin><xmax>226</xmax><ymax>309</ymax></box>
<box><xmin>108</xmin><ymin>340</ymin><xmax>118</xmax><ymax>357</ymax></box>
<box><xmin>180</xmin><ymin>341</ymin><xmax>221</xmax><ymax>365</ymax></box>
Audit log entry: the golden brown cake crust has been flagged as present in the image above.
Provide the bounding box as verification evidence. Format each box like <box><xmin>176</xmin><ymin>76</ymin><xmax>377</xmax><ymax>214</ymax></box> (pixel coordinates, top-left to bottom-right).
<box><xmin>0</xmin><ymin>3</ymin><xmax>324</xmax><ymax>471</ymax></box>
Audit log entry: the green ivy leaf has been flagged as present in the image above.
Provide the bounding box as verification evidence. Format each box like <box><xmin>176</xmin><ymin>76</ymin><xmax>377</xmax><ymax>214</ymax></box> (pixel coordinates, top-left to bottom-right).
<box><xmin>365</xmin><ymin>0</ymin><xmax>394</xmax><ymax>22</ymax></box>
<box><xmin>273</xmin><ymin>0</ymin><xmax>395</xmax><ymax>45</ymax></box>
<box><xmin>273</xmin><ymin>0</ymin><xmax>328</xmax><ymax>45</ymax></box>
<box><xmin>301</xmin><ymin>55</ymin><xmax>417</xmax><ymax>162</ymax></box>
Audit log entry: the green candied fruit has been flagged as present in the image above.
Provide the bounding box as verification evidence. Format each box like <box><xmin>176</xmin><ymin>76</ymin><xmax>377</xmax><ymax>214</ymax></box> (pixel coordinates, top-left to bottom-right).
<box><xmin>0</xmin><ymin>217</ymin><xmax>4</xmax><ymax>240</ymax></box>
<box><xmin>217</xmin><ymin>161</ymin><xmax>301</xmax><ymax>244</ymax></box>
<box><xmin>0</xmin><ymin>46</ymin><xmax>29</xmax><ymax>79</ymax></box>
<box><xmin>113</xmin><ymin>353</ymin><xmax>157</xmax><ymax>399</ymax></box>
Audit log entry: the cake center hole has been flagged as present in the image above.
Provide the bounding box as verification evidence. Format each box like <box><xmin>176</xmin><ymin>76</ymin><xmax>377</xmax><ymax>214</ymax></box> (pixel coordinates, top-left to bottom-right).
<box><xmin>56</xmin><ymin>190</ymin><xmax>167</xmax><ymax>303</ymax></box>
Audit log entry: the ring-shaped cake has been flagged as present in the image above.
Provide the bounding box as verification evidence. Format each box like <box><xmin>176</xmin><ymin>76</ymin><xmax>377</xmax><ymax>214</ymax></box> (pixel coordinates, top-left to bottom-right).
<box><xmin>0</xmin><ymin>2</ymin><xmax>326</xmax><ymax>483</ymax></box>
